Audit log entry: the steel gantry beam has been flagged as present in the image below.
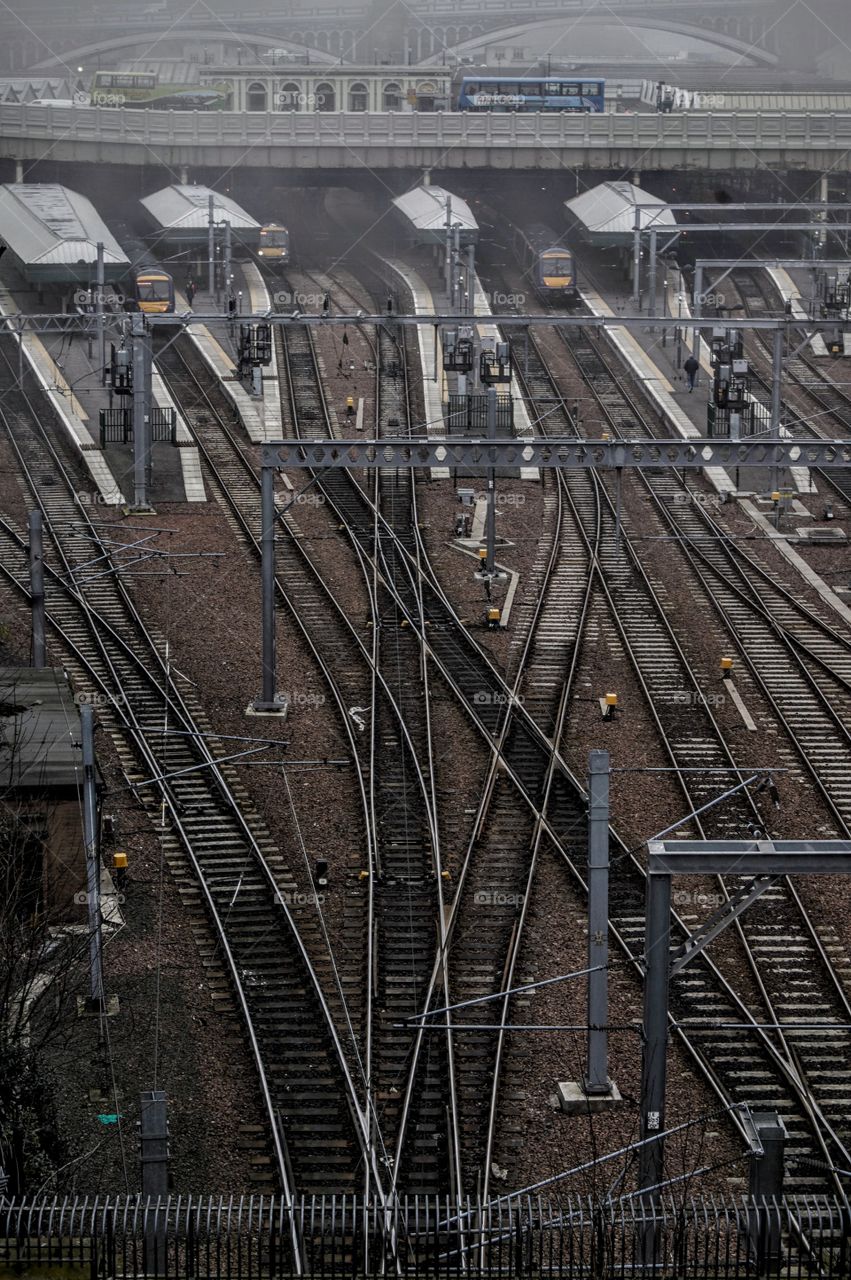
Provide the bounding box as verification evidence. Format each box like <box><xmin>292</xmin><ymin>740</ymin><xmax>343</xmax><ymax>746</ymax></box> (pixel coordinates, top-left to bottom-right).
<box><xmin>639</xmin><ymin>839</ymin><xmax>851</xmax><ymax>1196</ymax></box>
<box><xmin>260</xmin><ymin>437</ymin><xmax>851</xmax><ymax>470</ymax></box>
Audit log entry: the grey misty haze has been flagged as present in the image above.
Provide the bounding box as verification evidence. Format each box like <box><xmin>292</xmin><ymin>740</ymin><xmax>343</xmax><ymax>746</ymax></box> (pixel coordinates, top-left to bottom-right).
<box><xmin>1</xmin><ymin>0</ymin><xmax>851</xmax><ymax>80</ymax></box>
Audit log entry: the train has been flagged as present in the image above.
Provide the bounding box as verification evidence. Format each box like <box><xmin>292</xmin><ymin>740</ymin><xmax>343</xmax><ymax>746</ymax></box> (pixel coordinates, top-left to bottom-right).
<box><xmin>257</xmin><ymin>222</ymin><xmax>290</xmax><ymax>265</ymax></box>
<box><xmin>513</xmin><ymin>223</ymin><xmax>578</xmax><ymax>304</ymax></box>
<box><xmin>112</xmin><ymin>222</ymin><xmax>175</xmax><ymax>314</ymax></box>
<box><xmin>457</xmin><ymin>75</ymin><xmax>605</xmax><ymax>112</ymax></box>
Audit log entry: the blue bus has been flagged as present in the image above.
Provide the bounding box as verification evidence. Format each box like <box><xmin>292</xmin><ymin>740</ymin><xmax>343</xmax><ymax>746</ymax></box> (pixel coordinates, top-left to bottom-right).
<box><xmin>458</xmin><ymin>76</ymin><xmax>605</xmax><ymax>113</ymax></box>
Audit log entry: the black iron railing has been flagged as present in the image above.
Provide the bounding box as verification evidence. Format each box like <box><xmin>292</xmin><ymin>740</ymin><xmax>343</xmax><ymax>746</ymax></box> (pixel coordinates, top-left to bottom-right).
<box><xmin>1</xmin><ymin>1194</ymin><xmax>850</xmax><ymax>1277</ymax></box>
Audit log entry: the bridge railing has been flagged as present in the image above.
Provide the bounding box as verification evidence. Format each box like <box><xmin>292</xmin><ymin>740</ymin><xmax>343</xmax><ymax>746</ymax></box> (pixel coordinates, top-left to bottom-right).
<box><xmin>4</xmin><ymin>104</ymin><xmax>851</xmax><ymax>156</ymax></box>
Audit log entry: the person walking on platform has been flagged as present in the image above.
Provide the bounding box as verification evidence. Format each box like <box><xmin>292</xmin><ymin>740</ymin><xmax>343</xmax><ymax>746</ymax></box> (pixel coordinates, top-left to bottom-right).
<box><xmin>684</xmin><ymin>354</ymin><xmax>699</xmax><ymax>392</ymax></box>
<box><xmin>185</xmin><ymin>279</ymin><xmax>196</xmax><ymax>308</ymax></box>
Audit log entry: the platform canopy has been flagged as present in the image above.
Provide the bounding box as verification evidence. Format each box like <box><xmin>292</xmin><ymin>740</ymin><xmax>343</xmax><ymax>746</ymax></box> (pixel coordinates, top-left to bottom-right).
<box><xmin>392</xmin><ymin>184</ymin><xmax>479</xmax><ymax>247</ymax></box>
<box><xmin>564</xmin><ymin>180</ymin><xmax>676</xmax><ymax>248</ymax></box>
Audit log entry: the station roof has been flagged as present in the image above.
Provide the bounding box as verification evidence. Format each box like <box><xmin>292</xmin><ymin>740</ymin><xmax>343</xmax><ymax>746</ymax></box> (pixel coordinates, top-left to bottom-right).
<box><xmin>140</xmin><ymin>185</ymin><xmax>260</xmax><ymax>233</ymax></box>
<box><xmin>0</xmin><ymin>184</ymin><xmax>128</xmax><ymax>270</ymax></box>
<box><xmin>392</xmin><ymin>185</ymin><xmax>478</xmax><ymax>244</ymax></box>
<box><xmin>0</xmin><ymin>77</ymin><xmax>80</xmax><ymax>103</ymax></box>
<box><xmin>564</xmin><ymin>181</ymin><xmax>676</xmax><ymax>245</ymax></box>
<box><xmin>0</xmin><ymin>668</ymin><xmax>82</xmax><ymax>790</ymax></box>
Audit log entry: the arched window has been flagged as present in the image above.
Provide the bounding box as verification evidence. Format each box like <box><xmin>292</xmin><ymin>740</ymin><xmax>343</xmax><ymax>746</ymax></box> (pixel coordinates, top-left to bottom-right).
<box><xmin>383</xmin><ymin>81</ymin><xmax>402</xmax><ymax>111</ymax></box>
<box><xmin>314</xmin><ymin>81</ymin><xmax>335</xmax><ymax>111</ymax></box>
<box><xmin>246</xmin><ymin>81</ymin><xmax>267</xmax><ymax>111</ymax></box>
<box><xmin>278</xmin><ymin>81</ymin><xmax>302</xmax><ymax>110</ymax></box>
<box><xmin>416</xmin><ymin>81</ymin><xmax>436</xmax><ymax>111</ymax></box>
<box><xmin>348</xmin><ymin>81</ymin><xmax>368</xmax><ymax>111</ymax></box>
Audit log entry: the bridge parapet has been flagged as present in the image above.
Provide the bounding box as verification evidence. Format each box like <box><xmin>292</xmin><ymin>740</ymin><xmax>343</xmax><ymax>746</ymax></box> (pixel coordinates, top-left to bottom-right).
<box><xmin>1</xmin><ymin>103</ymin><xmax>848</xmax><ymax>172</ymax></box>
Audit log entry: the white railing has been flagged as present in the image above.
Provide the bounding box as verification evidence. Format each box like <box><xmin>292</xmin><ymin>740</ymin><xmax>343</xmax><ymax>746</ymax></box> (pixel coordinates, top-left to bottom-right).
<box><xmin>4</xmin><ymin>104</ymin><xmax>851</xmax><ymax>156</ymax></box>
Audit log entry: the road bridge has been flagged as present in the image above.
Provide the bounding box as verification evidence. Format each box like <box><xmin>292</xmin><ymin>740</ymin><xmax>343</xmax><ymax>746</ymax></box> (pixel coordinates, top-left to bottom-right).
<box><xmin>1</xmin><ymin>104</ymin><xmax>849</xmax><ymax>174</ymax></box>
<box><xmin>4</xmin><ymin>0</ymin><xmax>848</xmax><ymax>75</ymax></box>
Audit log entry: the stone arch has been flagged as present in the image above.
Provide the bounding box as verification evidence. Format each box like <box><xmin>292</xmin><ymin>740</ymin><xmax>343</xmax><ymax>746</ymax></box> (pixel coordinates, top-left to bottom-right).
<box><xmin>246</xmin><ymin>81</ymin><xmax>267</xmax><ymax>111</ymax></box>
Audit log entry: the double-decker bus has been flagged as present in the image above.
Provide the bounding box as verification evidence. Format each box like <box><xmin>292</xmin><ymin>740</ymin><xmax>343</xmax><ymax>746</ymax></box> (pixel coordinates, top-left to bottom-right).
<box><xmin>458</xmin><ymin>76</ymin><xmax>605</xmax><ymax>112</ymax></box>
<box><xmin>89</xmin><ymin>71</ymin><xmax>230</xmax><ymax>110</ymax></box>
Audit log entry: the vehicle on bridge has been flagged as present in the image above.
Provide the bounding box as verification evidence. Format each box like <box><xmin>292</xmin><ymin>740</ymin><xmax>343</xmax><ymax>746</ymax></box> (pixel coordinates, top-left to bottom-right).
<box><xmin>257</xmin><ymin>223</ymin><xmax>290</xmax><ymax>266</ymax></box>
<box><xmin>458</xmin><ymin>75</ymin><xmax>605</xmax><ymax>112</ymax></box>
<box><xmin>512</xmin><ymin>223</ymin><xmax>578</xmax><ymax>304</ymax></box>
<box><xmin>89</xmin><ymin>70</ymin><xmax>230</xmax><ymax>110</ymax></box>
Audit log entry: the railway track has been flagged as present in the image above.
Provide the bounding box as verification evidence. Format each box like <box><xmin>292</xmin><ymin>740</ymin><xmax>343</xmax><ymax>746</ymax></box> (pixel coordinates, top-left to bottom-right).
<box><xmin>719</xmin><ymin>266</ymin><xmax>851</xmax><ymax>507</ymax></box>
<box><xmin>0</xmin><ymin>336</ymin><xmax>375</xmax><ymax>1233</ymax></box>
<box><xmin>525</xmin><ymin>311</ymin><xmax>851</xmax><ymax>1189</ymax></box>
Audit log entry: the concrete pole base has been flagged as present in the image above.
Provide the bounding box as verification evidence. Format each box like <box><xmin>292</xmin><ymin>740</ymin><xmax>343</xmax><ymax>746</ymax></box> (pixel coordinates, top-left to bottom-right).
<box><xmin>246</xmin><ymin>695</ymin><xmax>289</xmax><ymax>719</ymax></box>
<box><xmin>553</xmin><ymin>1079</ymin><xmax>622</xmax><ymax>1114</ymax></box>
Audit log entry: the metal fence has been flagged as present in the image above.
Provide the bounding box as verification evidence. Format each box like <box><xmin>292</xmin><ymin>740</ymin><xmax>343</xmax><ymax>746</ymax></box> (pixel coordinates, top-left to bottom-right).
<box><xmin>1</xmin><ymin>1195</ymin><xmax>849</xmax><ymax>1278</ymax></box>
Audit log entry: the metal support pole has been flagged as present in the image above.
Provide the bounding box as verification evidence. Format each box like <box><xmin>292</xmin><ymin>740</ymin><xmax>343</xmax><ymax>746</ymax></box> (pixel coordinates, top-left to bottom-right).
<box><xmin>140</xmin><ymin>1090</ymin><xmax>169</xmax><ymax>1266</ymax></box>
<box><xmin>140</xmin><ymin>1091</ymin><xmax>169</xmax><ymax>1198</ymax></box>
<box><xmin>444</xmin><ymin>196</ymin><xmax>452</xmax><ymax>302</ymax></box>
<box><xmin>693</xmin><ymin>264</ymin><xmax>704</xmax><ymax>357</ymax></box>
<box><xmin>96</xmin><ymin>241</ymin><xmax>105</xmax><ymax>384</ymax></box>
<box><xmin>28</xmin><ymin>510</ymin><xmax>46</xmax><ymax>669</ymax></box>
<box><xmin>747</xmin><ymin>1112</ymin><xmax>786</xmax><ymax>1269</ymax></box>
<box><xmin>585</xmin><ymin>750</ymin><xmax>610</xmax><ymax>1094</ymax></box>
<box><xmin>131</xmin><ymin>315</ymin><xmax>152</xmax><ymax>510</ymax></box>
<box><xmin>223</xmin><ymin>219</ymin><xmax>232</xmax><ymax>313</ymax></box>
<box><xmin>638</xmin><ymin>870</ymin><xmax>671</xmax><ymax>1193</ymax></box>
<box><xmin>770</xmin><ymin>326</ymin><xmax>784</xmax><ymax>438</ymax></box>
<box><xmin>253</xmin><ymin>466</ymin><xmax>284</xmax><ymax>713</ymax></box>
<box><xmin>770</xmin><ymin>324</ymin><xmax>785</xmax><ymax>500</ymax></box>
<box><xmin>466</xmin><ymin>244</ymin><xmax>476</xmax><ymax>315</ymax></box>
<box><xmin>81</xmin><ymin>703</ymin><xmax>104</xmax><ymax>1009</ymax></box>
<box><xmin>452</xmin><ymin>225</ymin><xmax>461</xmax><ymax>310</ymax></box>
<box><xmin>485</xmin><ymin>386</ymin><xmax>497</xmax><ymax>577</ymax></box>
<box><xmin>648</xmin><ymin>229</ymin><xmax>657</xmax><ymax>320</ymax></box>
<box><xmin>207</xmin><ymin>194</ymin><xmax>215</xmax><ymax>297</ymax></box>
<box><xmin>632</xmin><ymin>207</ymin><xmax>642</xmax><ymax>308</ymax></box>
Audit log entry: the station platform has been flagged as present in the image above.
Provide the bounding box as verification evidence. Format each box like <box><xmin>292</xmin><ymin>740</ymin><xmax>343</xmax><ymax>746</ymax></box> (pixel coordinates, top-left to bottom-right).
<box><xmin>0</xmin><ymin>279</ymin><xmax>122</xmax><ymax>505</ymax></box>
<box><xmin>765</xmin><ymin>266</ymin><xmax>832</xmax><ymax>357</ymax></box>
<box><xmin>581</xmin><ymin>259</ymin><xmax>813</xmax><ymax>496</ymax></box>
<box><xmin>180</xmin><ymin>263</ymin><xmax>281</xmax><ymax>444</ymax></box>
<box><xmin>0</xmin><ymin>270</ymin><xmax>204</xmax><ymax>506</ymax></box>
<box><xmin>383</xmin><ymin>257</ymin><xmax>450</xmax><ymax>479</ymax></box>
